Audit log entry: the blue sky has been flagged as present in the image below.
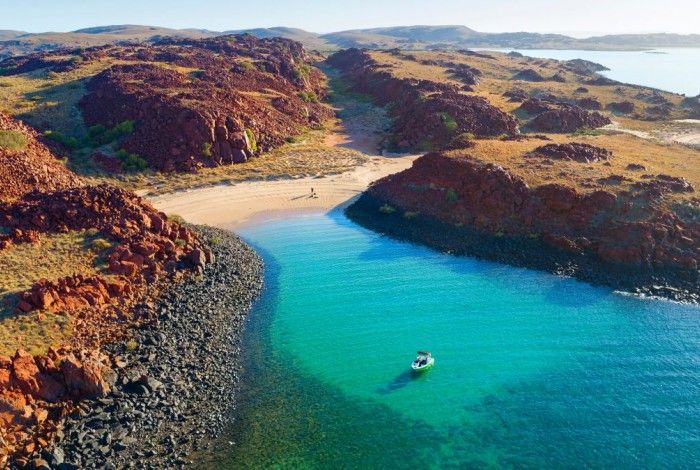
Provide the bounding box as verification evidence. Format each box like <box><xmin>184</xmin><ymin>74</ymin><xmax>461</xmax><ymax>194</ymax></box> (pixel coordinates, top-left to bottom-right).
<box><xmin>3</xmin><ymin>0</ymin><xmax>699</xmax><ymax>35</ymax></box>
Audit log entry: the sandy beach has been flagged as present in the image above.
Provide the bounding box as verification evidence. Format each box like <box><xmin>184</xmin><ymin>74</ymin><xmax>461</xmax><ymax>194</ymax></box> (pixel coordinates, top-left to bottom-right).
<box><xmin>150</xmin><ymin>154</ymin><xmax>417</xmax><ymax>229</ymax></box>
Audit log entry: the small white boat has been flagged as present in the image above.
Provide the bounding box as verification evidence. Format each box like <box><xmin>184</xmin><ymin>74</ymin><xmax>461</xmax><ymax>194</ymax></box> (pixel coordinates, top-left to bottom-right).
<box><xmin>411</xmin><ymin>351</ymin><xmax>434</xmax><ymax>372</ymax></box>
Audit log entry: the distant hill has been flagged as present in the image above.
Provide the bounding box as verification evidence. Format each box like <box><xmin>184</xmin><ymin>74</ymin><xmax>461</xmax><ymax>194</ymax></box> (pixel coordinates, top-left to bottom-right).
<box><xmin>224</xmin><ymin>27</ymin><xmax>332</xmax><ymax>50</ymax></box>
<box><xmin>2</xmin><ymin>24</ymin><xmax>700</xmax><ymax>58</ymax></box>
<box><xmin>321</xmin><ymin>26</ymin><xmax>700</xmax><ymax>50</ymax></box>
<box><xmin>0</xmin><ymin>25</ymin><xmax>217</xmax><ymax>58</ymax></box>
<box><xmin>0</xmin><ymin>30</ymin><xmax>25</xmax><ymax>41</ymax></box>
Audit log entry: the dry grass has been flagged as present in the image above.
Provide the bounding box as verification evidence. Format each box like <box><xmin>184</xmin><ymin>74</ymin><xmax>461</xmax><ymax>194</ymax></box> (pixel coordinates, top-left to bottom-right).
<box><xmin>0</xmin><ymin>59</ymin><xmax>117</xmax><ymax>136</ymax></box>
<box><xmin>0</xmin><ymin>230</ymin><xmax>110</xmax><ymax>356</ymax></box>
<box><xmin>0</xmin><ymin>57</ymin><xmax>204</xmax><ymax>138</ymax></box>
<box><xmin>86</xmin><ymin>126</ymin><xmax>370</xmax><ymax>195</ymax></box>
<box><xmin>367</xmin><ymin>49</ymin><xmax>699</xmax><ymax>208</ymax></box>
<box><xmin>369</xmin><ymin>49</ymin><xmax>687</xmax><ymax>117</ymax></box>
<box><xmin>447</xmin><ymin>132</ymin><xmax>699</xmax><ymax>203</ymax></box>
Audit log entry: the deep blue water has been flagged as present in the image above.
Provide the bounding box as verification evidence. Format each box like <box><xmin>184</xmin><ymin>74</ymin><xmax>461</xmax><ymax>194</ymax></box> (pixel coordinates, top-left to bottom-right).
<box><xmin>207</xmin><ymin>211</ymin><xmax>700</xmax><ymax>468</ymax></box>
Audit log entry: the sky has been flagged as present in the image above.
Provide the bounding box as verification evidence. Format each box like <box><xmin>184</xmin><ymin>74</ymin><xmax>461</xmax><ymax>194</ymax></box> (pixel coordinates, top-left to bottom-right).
<box><xmin>2</xmin><ymin>0</ymin><xmax>699</xmax><ymax>36</ymax></box>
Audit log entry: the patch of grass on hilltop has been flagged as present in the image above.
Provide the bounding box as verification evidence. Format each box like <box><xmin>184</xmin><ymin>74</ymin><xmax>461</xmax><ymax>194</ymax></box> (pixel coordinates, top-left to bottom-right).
<box><xmin>0</xmin><ymin>230</ymin><xmax>113</xmax><ymax>355</ymax></box>
<box><xmin>0</xmin><ymin>59</ymin><xmax>116</xmax><ymax>136</ymax></box>
<box><xmin>0</xmin><ymin>129</ymin><xmax>28</xmax><ymax>150</ymax></box>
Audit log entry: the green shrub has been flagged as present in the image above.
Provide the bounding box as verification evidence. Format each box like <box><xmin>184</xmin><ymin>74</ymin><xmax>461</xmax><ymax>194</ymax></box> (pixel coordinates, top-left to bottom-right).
<box><xmin>445</xmin><ymin>188</ymin><xmax>459</xmax><ymax>203</ymax></box>
<box><xmin>573</xmin><ymin>127</ymin><xmax>604</xmax><ymax>137</ymax></box>
<box><xmin>88</xmin><ymin>124</ymin><xmax>107</xmax><ymax>137</ymax></box>
<box><xmin>91</xmin><ymin>238</ymin><xmax>112</xmax><ymax>251</ymax></box>
<box><xmin>297</xmin><ymin>91</ymin><xmax>319</xmax><ymax>103</ymax></box>
<box><xmin>168</xmin><ymin>214</ymin><xmax>186</xmax><ymax>224</ymax></box>
<box><xmin>0</xmin><ymin>130</ymin><xmax>27</xmax><ymax>150</ymax></box>
<box><xmin>285</xmin><ymin>136</ymin><xmax>301</xmax><ymax>144</ymax></box>
<box><xmin>440</xmin><ymin>112</ymin><xmax>458</xmax><ymax>132</ymax></box>
<box><xmin>125</xmin><ymin>339</ymin><xmax>138</xmax><ymax>351</ymax></box>
<box><xmin>293</xmin><ymin>64</ymin><xmax>311</xmax><ymax>81</ymax></box>
<box><xmin>115</xmin><ymin>149</ymin><xmax>148</xmax><ymax>172</ymax></box>
<box><xmin>245</xmin><ymin>129</ymin><xmax>258</xmax><ymax>154</ymax></box>
<box><xmin>202</xmin><ymin>142</ymin><xmax>213</xmax><ymax>158</ymax></box>
<box><xmin>450</xmin><ymin>132</ymin><xmax>475</xmax><ymax>148</ymax></box>
<box><xmin>379</xmin><ymin>204</ymin><xmax>396</xmax><ymax>214</ymax></box>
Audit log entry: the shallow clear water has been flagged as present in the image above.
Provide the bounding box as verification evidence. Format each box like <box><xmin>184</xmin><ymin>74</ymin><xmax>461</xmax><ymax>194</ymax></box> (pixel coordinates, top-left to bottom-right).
<box><xmin>492</xmin><ymin>48</ymin><xmax>700</xmax><ymax>96</ymax></box>
<box><xmin>211</xmin><ymin>211</ymin><xmax>700</xmax><ymax>468</ymax></box>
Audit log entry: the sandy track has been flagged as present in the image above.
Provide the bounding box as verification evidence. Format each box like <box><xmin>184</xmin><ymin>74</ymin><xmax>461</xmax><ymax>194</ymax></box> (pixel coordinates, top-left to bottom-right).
<box><xmin>150</xmin><ymin>155</ymin><xmax>417</xmax><ymax>229</ymax></box>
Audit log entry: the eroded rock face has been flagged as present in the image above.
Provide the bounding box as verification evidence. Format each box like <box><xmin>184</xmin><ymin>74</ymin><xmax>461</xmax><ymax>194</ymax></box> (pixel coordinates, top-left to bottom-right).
<box><xmin>365</xmin><ymin>152</ymin><xmax>699</xmax><ymax>271</ymax></box>
<box><xmin>327</xmin><ymin>48</ymin><xmax>518</xmax><ymax>151</ymax></box>
<box><xmin>632</xmin><ymin>174</ymin><xmax>695</xmax><ymax>194</ymax></box>
<box><xmin>0</xmin><ymin>185</ymin><xmax>209</xmax><ymax>295</ymax></box>
<box><xmin>607</xmin><ymin>101</ymin><xmax>635</xmax><ymax>114</ymax></box>
<box><xmin>76</xmin><ymin>35</ymin><xmax>333</xmax><ymax>172</ymax></box>
<box><xmin>529</xmin><ymin>106</ymin><xmax>611</xmax><ymax>133</ymax></box>
<box><xmin>531</xmin><ymin>143</ymin><xmax>612</xmax><ymax>163</ymax></box>
<box><xmin>577</xmin><ymin>97</ymin><xmax>602</xmax><ymax>110</ymax></box>
<box><xmin>0</xmin><ymin>112</ymin><xmax>81</xmax><ymax>202</ymax></box>
<box><xmin>512</xmin><ymin>69</ymin><xmax>545</xmax><ymax>82</ymax></box>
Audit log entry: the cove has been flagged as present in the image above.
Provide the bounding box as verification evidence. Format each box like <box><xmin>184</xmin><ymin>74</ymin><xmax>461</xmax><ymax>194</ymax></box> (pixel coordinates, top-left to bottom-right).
<box><xmin>205</xmin><ymin>211</ymin><xmax>700</xmax><ymax>468</ymax></box>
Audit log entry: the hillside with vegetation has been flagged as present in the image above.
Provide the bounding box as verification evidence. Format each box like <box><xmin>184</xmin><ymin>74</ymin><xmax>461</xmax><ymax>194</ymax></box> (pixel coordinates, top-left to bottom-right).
<box><xmin>332</xmin><ymin>48</ymin><xmax>699</xmax><ymax>301</ymax></box>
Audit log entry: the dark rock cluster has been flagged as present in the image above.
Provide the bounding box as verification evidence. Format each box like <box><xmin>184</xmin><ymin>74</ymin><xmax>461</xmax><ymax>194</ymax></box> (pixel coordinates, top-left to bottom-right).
<box><xmin>327</xmin><ymin>48</ymin><xmax>518</xmax><ymax>151</ymax></box>
<box><xmin>531</xmin><ymin>143</ymin><xmax>612</xmax><ymax>163</ymax></box>
<box><xmin>75</xmin><ymin>35</ymin><xmax>333</xmax><ymax>172</ymax></box>
<box><xmin>0</xmin><ymin>112</ymin><xmax>81</xmax><ymax>202</ymax></box>
<box><xmin>46</xmin><ymin>226</ymin><xmax>263</xmax><ymax>469</ymax></box>
<box><xmin>358</xmin><ymin>152</ymin><xmax>700</xmax><ymax>276</ymax></box>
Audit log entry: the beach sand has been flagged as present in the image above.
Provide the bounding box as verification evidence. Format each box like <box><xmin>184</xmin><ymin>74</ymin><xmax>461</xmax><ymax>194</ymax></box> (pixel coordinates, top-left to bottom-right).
<box><xmin>150</xmin><ymin>79</ymin><xmax>419</xmax><ymax>229</ymax></box>
<box><xmin>150</xmin><ymin>155</ymin><xmax>417</xmax><ymax>229</ymax></box>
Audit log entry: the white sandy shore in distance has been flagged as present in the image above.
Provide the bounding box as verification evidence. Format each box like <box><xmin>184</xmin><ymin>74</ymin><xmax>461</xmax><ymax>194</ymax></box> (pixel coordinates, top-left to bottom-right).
<box><xmin>150</xmin><ymin>155</ymin><xmax>417</xmax><ymax>229</ymax></box>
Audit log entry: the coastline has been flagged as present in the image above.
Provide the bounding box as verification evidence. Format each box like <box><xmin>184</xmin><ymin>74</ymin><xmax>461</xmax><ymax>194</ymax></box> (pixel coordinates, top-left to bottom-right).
<box><xmin>150</xmin><ymin>155</ymin><xmax>418</xmax><ymax>229</ymax></box>
<box><xmin>54</xmin><ymin>226</ymin><xmax>263</xmax><ymax>468</ymax></box>
<box><xmin>346</xmin><ymin>193</ymin><xmax>700</xmax><ymax>304</ymax></box>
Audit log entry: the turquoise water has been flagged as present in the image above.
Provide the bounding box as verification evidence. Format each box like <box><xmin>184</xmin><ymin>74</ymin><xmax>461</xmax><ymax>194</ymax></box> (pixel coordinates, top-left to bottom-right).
<box><xmin>493</xmin><ymin>48</ymin><xmax>700</xmax><ymax>96</ymax></box>
<box><xmin>213</xmin><ymin>211</ymin><xmax>700</xmax><ymax>468</ymax></box>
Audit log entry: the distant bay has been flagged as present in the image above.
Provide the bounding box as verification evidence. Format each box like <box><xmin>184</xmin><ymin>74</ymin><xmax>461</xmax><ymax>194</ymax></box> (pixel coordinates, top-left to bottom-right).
<box><xmin>491</xmin><ymin>48</ymin><xmax>700</xmax><ymax>96</ymax></box>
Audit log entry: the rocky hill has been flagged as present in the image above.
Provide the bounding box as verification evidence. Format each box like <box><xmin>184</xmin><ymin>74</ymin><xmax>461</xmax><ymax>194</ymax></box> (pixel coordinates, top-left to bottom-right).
<box><xmin>0</xmin><ymin>112</ymin><xmax>81</xmax><ymax>201</ymax></box>
<box><xmin>323</xmin><ymin>26</ymin><xmax>700</xmax><ymax>50</ymax></box>
<box><xmin>0</xmin><ymin>25</ymin><xmax>216</xmax><ymax>58</ymax></box>
<box><xmin>335</xmin><ymin>48</ymin><xmax>699</xmax><ymax>301</ymax></box>
<box><xmin>327</xmin><ymin>49</ymin><xmax>518</xmax><ymax>151</ymax></box>
<box><xmin>0</xmin><ymin>113</ymin><xmax>219</xmax><ymax>466</ymax></box>
<box><xmin>0</xmin><ymin>34</ymin><xmax>333</xmax><ymax>173</ymax></box>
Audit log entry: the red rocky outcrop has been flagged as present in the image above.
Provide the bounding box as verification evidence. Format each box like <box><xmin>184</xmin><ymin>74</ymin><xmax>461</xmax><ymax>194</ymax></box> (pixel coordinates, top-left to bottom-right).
<box><xmin>0</xmin><ymin>184</ymin><xmax>212</xmax><ymax>313</ymax></box>
<box><xmin>0</xmin><ymin>112</ymin><xmax>81</xmax><ymax>202</ymax></box>
<box><xmin>529</xmin><ymin>105</ymin><xmax>610</xmax><ymax>133</ymax></box>
<box><xmin>607</xmin><ymin>101</ymin><xmax>635</xmax><ymax>114</ymax></box>
<box><xmin>367</xmin><ymin>152</ymin><xmax>699</xmax><ymax>271</ymax></box>
<box><xmin>74</xmin><ymin>35</ymin><xmax>333</xmax><ymax>172</ymax></box>
<box><xmin>327</xmin><ymin>48</ymin><xmax>518</xmax><ymax>150</ymax></box>
<box><xmin>530</xmin><ymin>143</ymin><xmax>612</xmax><ymax>163</ymax></box>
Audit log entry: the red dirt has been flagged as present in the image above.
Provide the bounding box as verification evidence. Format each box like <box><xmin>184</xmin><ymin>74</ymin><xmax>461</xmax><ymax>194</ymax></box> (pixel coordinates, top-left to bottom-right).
<box><xmin>367</xmin><ymin>152</ymin><xmax>699</xmax><ymax>271</ymax></box>
<box><xmin>0</xmin><ymin>118</ymin><xmax>212</xmax><ymax>465</ymax></box>
<box><xmin>76</xmin><ymin>35</ymin><xmax>334</xmax><ymax>172</ymax></box>
<box><xmin>0</xmin><ymin>112</ymin><xmax>81</xmax><ymax>202</ymax></box>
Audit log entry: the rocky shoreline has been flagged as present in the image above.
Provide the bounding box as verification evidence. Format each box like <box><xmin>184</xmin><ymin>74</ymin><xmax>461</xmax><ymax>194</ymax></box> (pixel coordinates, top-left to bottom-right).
<box><xmin>40</xmin><ymin>226</ymin><xmax>262</xmax><ymax>469</ymax></box>
<box><xmin>347</xmin><ymin>194</ymin><xmax>699</xmax><ymax>304</ymax></box>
